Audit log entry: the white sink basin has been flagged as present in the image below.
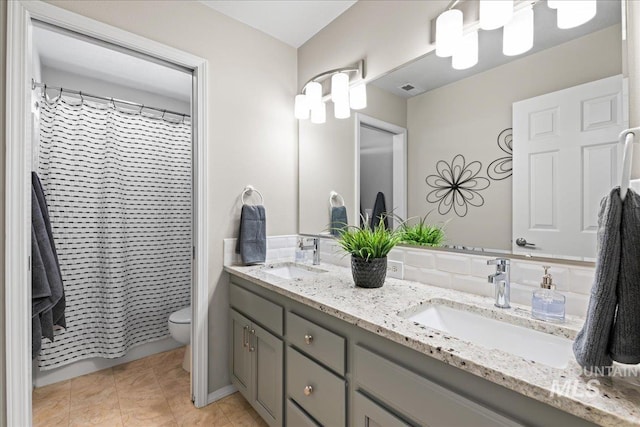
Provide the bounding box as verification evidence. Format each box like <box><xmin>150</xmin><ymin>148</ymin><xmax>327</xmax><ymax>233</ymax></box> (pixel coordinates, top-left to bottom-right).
<box><xmin>262</xmin><ymin>263</ymin><xmax>327</xmax><ymax>280</ymax></box>
<box><xmin>405</xmin><ymin>304</ymin><xmax>574</xmax><ymax>368</ymax></box>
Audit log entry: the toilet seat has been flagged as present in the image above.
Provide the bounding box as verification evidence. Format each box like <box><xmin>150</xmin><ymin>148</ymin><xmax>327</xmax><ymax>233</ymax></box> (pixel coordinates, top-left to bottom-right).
<box><xmin>169</xmin><ymin>306</ymin><xmax>191</xmax><ymax>325</ymax></box>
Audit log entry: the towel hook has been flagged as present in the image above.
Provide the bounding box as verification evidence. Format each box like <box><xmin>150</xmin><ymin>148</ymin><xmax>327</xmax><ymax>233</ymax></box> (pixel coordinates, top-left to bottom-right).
<box><xmin>329</xmin><ymin>191</ymin><xmax>345</xmax><ymax>207</ymax></box>
<box><xmin>619</xmin><ymin>127</ymin><xmax>640</xmax><ymax>201</ymax></box>
<box><xmin>241</xmin><ymin>185</ymin><xmax>264</xmax><ymax>205</ymax></box>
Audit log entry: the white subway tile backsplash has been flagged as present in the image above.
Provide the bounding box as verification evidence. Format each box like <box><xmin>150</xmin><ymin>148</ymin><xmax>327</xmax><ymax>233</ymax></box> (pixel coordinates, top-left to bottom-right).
<box><xmin>435</xmin><ymin>253</ymin><xmax>471</xmax><ymax>275</ymax></box>
<box><xmin>569</xmin><ymin>268</ymin><xmax>595</xmax><ymax>295</ymax></box>
<box><xmin>224</xmin><ymin>235</ymin><xmax>595</xmax><ymax>319</ymax></box>
<box><xmin>510</xmin><ymin>261</ymin><xmax>570</xmax><ymax>291</ymax></box>
<box><xmin>509</xmin><ymin>283</ymin><xmax>536</xmax><ymax>307</ymax></box>
<box><xmin>565</xmin><ymin>292</ymin><xmax>590</xmax><ymax>318</ymax></box>
<box><xmin>470</xmin><ymin>257</ymin><xmax>494</xmax><ymax>279</ymax></box>
<box><xmin>451</xmin><ymin>275</ymin><xmax>493</xmax><ymax>298</ymax></box>
<box><xmin>404</xmin><ymin>250</ymin><xmax>436</xmax><ymax>269</ymax></box>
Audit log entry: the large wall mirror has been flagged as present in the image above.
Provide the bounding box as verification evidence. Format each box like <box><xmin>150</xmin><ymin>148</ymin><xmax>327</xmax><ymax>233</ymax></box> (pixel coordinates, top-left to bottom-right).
<box><xmin>299</xmin><ymin>0</ymin><xmax>625</xmax><ymax>261</ymax></box>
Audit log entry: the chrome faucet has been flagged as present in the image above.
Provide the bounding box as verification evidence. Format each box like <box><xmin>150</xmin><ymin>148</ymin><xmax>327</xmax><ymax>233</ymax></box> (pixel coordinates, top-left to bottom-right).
<box><xmin>297</xmin><ymin>237</ymin><xmax>320</xmax><ymax>265</ymax></box>
<box><xmin>487</xmin><ymin>258</ymin><xmax>510</xmax><ymax>308</ymax></box>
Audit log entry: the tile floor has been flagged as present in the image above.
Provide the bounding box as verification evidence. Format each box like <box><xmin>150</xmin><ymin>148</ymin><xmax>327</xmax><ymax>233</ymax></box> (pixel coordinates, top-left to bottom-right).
<box><xmin>32</xmin><ymin>347</ymin><xmax>267</xmax><ymax>426</ymax></box>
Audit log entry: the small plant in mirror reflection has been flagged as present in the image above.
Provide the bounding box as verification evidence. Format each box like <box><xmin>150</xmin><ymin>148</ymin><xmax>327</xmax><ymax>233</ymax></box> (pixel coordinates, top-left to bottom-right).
<box><xmin>397</xmin><ymin>213</ymin><xmax>447</xmax><ymax>247</ymax></box>
<box><xmin>336</xmin><ymin>218</ymin><xmax>401</xmax><ymax>261</ymax></box>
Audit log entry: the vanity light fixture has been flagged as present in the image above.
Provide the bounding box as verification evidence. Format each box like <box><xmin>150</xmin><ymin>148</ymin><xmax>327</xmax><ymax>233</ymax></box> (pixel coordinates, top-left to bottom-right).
<box><xmin>503</xmin><ymin>4</ymin><xmax>534</xmax><ymax>56</ymax></box>
<box><xmin>294</xmin><ymin>59</ymin><xmax>366</xmax><ymax>123</ymax></box>
<box><xmin>479</xmin><ymin>0</ymin><xmax>513</xmax><ymax>30</ymax></box>
<box><xmin>433</xmin><ymin>0</ymin><xmax>597</xmax><ymax>72</ymax></box>
<box><xmin>452</xmin><ymin>30</ymin><xmax>479</xmax><ymax>70</ymax></box>
<box><xmin>548</xmin><ymin>0</ymin><xmax>596</xmax><ymax>29</ymax></box>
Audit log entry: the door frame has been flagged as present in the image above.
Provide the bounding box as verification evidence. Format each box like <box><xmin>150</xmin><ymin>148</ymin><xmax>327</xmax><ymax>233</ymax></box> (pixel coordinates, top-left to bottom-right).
<box><xmin>6</xmin><ymin>1</ymin><xmax>210</xmax><ymax>424</ymax></box>
<box><xmin>355</xmin><ymin>113</ymin><xmax>408</xmax><ymax>227</ymax></box>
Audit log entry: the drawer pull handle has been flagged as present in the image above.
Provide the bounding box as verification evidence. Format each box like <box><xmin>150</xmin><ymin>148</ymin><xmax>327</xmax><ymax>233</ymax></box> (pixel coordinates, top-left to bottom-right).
<box><xmin>243</xmin><ymin>326</ymin><xmax>249</xmax><ymax>348</ymax></box>
<box><xmin>303</xmin><ymin>385</ymin><xmax>313</xmax><ymax>396</ymax></box>
<box><xmin>304</xmin><ymin>334</ymin><xmax>314</xmax><ymax>345</ymax></box>
<box><xmin>249</xmin><ymin>328</ymin><xmax>256</xmax><ymax>352</ymax></box>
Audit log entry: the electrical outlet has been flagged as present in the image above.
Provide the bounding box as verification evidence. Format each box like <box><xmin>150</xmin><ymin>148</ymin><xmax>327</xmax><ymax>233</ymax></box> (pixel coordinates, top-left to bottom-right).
<box><xmin>387</xmin><ymin>260</ymin><xmax>404</xmax><ymax>279</ymax></box>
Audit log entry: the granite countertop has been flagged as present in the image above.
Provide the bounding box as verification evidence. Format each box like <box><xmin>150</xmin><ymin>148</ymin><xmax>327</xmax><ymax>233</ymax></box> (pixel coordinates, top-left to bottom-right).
<box><xmin>224</xmin><ymin>262</ymin><xmax>640</xmax><ymax>427</ymax></box>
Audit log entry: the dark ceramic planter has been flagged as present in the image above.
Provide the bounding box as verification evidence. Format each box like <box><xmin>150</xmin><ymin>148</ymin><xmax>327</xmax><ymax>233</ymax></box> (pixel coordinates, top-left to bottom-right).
<box><xmin>351</xmin><ymin>256</ymin><xmax>387</xmax><ymax>288</ymax></box>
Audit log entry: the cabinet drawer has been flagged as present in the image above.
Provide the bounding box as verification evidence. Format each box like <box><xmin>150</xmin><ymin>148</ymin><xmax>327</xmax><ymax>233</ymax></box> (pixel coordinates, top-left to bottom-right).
<box><xmin>286</xmin><ymin>312</ymin><xmax>345</xmax><ymax>375</ymax></box>
<box><xmin>230</xmin><ymin>282</ymin><xmax>283</xmax><ymax>336</ymax></box>
<box><xmin>354</xmin><ymin>346</ymin><xmax>521</xmax><ymax>427</ymax></box>
<box><xmin>287</xmin><ymin>347</ymin><xmax>345</xmax><ymax>427</ymax></box>
<box><xmin>353</xmin><ymin>391</ymin><xmax>410</xmax><ymax>427</ymax></box>
<box><xmin>286</xmin><ymin>399</ymin><xmax>320</xmax><ymax>427</ymax></box>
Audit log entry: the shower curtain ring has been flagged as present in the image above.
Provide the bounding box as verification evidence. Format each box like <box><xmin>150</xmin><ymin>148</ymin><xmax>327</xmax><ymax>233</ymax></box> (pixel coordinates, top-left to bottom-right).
<box><xmin>79</xmin><ymin>91</ymin><xmax>84</xmax><ymax>102</ymax></box>
<box><xmin>139</xmin><ymin>104</ymin><xmax>144</xmax><ymax>114</ymax></box>
<box><xmin>162</xmin><ymin>110</ymin><xmax>166</xmax><ymax>119</ymax></box>
<box><xmin>182</xmin><ymin>114</ymin><xmax>185</xmax><ymax>124</ymax></box>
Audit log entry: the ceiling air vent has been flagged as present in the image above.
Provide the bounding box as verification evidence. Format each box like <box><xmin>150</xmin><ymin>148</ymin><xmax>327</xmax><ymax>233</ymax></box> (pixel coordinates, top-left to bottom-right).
<box><xmin>398</xmin><ymin>82</ymin><xmax>423</xmax><ymax>96</ymax></box>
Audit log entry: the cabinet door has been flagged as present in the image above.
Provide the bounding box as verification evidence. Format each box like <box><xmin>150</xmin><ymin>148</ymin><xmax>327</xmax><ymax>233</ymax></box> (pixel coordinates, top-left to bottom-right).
<box><xmin>252</xmin><ymin>322</ymin><xmax>283</xmax><ymax>427</ymax></box>
<box><xmin>230</xmin><ymin>309</ymin><xmax>252</xmax><ymax>399</ymax></box>
<box><xmin>353</xmin><ymin>391</ymin><xmax>410</xmax><ymax>427</ymax></box>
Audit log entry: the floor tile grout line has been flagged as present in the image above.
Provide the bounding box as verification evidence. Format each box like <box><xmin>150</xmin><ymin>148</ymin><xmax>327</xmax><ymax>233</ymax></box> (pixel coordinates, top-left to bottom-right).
<box><xmin>112</xmin><ymin>366</ymin><xmax>127</xmax><ymax>426</ymax></box>
<box><xmin>150</xmin><ymin>356</ymin><xmax>181</xmax><ymax>425</ymax></box>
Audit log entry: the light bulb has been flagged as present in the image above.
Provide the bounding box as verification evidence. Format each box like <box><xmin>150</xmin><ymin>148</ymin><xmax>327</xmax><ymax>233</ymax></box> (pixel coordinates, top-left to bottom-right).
<box><xmin>452</xmin><ymin>31</ymin><xmax>478</xmax><ymax>70</ymax></box>
<box><xmin>331</xmin><ymin>72</ymin><xmax>349</xmax><ymax>104</ymax></box>
<box><xmin>556</xmin><ymin>0</ymin><xmax>596</xmax><ymax>29</ymax></box>
<box><xmin>334</xmin><ymin>100</ymin><xmax>351</xmax><ymax>119</ymax></box>
<box><xmin>305</xmin><ymin>81</ymin><xmax>322</xmax><ymax>109</ymax></box>
<box><xmin>503</xmin><ymin>5</ymin><xmax>534</xmax><ymax>56</ymax></box>
<box><xmin>349</xmin><ymin>83</ymin><xmax>367</xmax><ymax>110</ymax></box>
<box><xmin>294</xmin><ymin>94</ymin><xmax>309</xmax><ymax>120</ymax></box>
<box><xmin>435</xmin><ymin>9</ymin><xmax>463</xmax><ymax>58</ymax></box>
<box><xmin>310</xmin><ymin>101</ymin><xmax>326</xmax><ymax>124</ymax></box>
<box><xmin>480</xmin><ymin>0</ymin><xmax>513</xmax><ymax>30</ymax></box>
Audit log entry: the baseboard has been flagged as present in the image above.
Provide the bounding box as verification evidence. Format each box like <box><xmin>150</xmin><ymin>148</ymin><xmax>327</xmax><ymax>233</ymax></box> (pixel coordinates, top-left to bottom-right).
<box><xmin>207</xmin><ymin>384</ymin><xmax>238</xmax><ymax>405</ymax></box>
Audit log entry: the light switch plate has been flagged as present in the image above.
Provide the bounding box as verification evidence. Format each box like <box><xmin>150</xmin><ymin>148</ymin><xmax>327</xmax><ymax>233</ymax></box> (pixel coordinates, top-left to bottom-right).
<box><xmin>387</xmin><ymin>260</ymin><xmax>404</xmax><ymax>279</ymax></box>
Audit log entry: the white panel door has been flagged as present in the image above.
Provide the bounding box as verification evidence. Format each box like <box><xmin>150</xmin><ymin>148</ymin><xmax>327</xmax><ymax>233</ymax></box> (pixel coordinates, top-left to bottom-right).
<box><xmin>513</xmin><ymin>75</ymin><xmax>627</xmax><ymax>259</ymax></box>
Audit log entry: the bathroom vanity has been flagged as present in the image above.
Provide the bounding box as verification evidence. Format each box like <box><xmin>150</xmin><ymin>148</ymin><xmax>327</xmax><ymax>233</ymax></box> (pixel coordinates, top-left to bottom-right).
<box><xmin>226</xmin><ymin>262</ymin><xmax>640</xmax><ymax>427</ymax></box>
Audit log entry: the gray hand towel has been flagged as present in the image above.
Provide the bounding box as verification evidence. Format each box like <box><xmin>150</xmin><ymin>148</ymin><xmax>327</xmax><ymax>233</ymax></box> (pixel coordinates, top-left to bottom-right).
<box><xmin>370</xmin><ymin>191</ymin><xmax>389</xmax><ymax>229</ymax></box>
<box><xmin>610</xmin><ymin>188</ymin><xmax>640</xmax><ymax>364</ymax></box>
<box><xmin>235</xmin><ymin>205</ymin><xmax>266</xmax><ymax>265</ymax></box>
<box><xmin>31</xmin><ymin>172</ymin><xmax>66</xmax><ymax>359</ymax></box>
<box><xmin>573</xmin><ymin>187</ymin><xmax>622</xmax><ymax>370</ymax></box>
<box><xmin>330</xmin><ymin>206</ymin><xmax>348</xmax><ymax>236</ymax></box>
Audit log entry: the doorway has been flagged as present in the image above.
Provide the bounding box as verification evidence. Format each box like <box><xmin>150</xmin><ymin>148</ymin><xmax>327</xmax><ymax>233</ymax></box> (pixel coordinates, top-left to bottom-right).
<box><xmin>356</xmin><ymin>114</ymin><xmax>407</xmax><ymax>228</ymax></box>
<box><xmin>6</xmin><ymin>2</ymin><xmax>209</xmax><ymax>425</ymax></box>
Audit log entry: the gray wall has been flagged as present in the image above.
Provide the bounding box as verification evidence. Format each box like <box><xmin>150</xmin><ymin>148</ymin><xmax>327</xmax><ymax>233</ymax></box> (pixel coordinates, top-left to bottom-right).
<box><xmin>0</xmin><ymin>0</ymin><xmax>6</xmax><ymax>425</ymax></box>
<box><xmin>406</xmin><ymin>25</ymin><xmax>622</xmax><ymax>250</ymax></box>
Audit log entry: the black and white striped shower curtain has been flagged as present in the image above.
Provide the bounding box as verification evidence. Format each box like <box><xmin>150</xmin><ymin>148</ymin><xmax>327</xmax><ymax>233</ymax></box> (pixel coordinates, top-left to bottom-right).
<box><xmin>36</xmin><ymin>95</ymin><xmax>192</xmax><ymax>370</ymax></box>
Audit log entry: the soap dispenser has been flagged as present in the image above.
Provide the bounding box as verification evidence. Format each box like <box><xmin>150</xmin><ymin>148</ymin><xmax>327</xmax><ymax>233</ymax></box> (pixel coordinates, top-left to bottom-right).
<box><xmin>531</xmin><ymin>266</ymin><xmax>566</xmax><ymax>323</ymax></box>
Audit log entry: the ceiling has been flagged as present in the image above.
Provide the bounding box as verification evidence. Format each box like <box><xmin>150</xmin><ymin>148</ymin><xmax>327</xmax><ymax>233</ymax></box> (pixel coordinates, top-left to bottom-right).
<box><xmin>373</xmin><ymin>0</ymin><xmax>621</xmax><ymax>98</ymax></box>
<box><xmin>199</xmin><ymin>0</ymin><xmax>357</xmax><ymax>48</ymax></box>
<box><xmin>32</xmin><ymin>24</ymin><xmax>192</xmax><ymax>102</ymax></box>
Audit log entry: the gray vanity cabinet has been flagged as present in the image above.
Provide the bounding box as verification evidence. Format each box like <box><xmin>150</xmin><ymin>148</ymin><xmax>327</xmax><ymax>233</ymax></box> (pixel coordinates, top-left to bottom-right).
<box><xmin>230</xmin><ymin>284</ymin><xmax>284</xmax><ymax>427</ymax></box>
<box><xmin>352</xmin><ymin>392</ymin><xmax>410</xmax><ymax>427</ymax></box>
<box><xmin>229</xmin><ymin>276</ymin><xmax>596</xmax><ymax>427</ymax></box>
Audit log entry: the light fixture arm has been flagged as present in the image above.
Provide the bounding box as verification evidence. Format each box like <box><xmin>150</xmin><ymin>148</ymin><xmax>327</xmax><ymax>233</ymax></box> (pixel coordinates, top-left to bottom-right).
<box><xmin>301</xmin><ymin>59</ymin><xmax>365</xmax><ymax>92</ymax></box>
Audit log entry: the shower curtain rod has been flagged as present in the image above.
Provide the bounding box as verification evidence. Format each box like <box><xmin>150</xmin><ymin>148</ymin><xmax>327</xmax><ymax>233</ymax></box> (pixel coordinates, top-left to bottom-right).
<box><xmin>32</xmin><ymin>80</ymin><xmax>191</xmax><ymax>120</ymax></box>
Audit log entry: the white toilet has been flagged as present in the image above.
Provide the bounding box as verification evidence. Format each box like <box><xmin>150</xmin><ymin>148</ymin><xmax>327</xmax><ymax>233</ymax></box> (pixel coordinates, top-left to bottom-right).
<box><xmin>168</xmin><ymin>306</ymin><xmax>191</xmax><ymax>372</ymax></box>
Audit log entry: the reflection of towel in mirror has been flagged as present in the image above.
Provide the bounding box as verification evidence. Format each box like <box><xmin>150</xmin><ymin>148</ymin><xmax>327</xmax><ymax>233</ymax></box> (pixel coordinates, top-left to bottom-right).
<box><xmin>235</xmin><ymin>205</ymin><xmax>266</xmax><ymax>265</ymax></box>
<box><xmin>330</xmin><ymin>206</ymin><xmax>348</xmax><ymax>236</ymax></box>
<box><xmin>610</xmin><ymin>189</ymin><xmax>640</xmax><ymax>364</ymax></box>
<box><xmin>573</xmin><ymin>187</ymin><xmax>622</xmax><ymax>370</ymax></box>
<box><xmin>32</xmin><ymin>172</ymin><xmax>66</xmax><ymax>359</ymax></box>
<box><xmin>370</xmin><ymin>192</ymin><xmax>389</xmax><ymax>229</ymax></box>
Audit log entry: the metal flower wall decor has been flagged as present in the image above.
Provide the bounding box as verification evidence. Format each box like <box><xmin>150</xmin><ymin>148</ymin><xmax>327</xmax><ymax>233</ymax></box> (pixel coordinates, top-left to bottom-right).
<box><xmin>487</xmin><ymin>128</ymin><xmax>513</xmax><ymax>180</ymax></box>
<box><xmin>425</xmin><ymin>154</ymin><xmax>490</xmax><ymax>217</ymax></box>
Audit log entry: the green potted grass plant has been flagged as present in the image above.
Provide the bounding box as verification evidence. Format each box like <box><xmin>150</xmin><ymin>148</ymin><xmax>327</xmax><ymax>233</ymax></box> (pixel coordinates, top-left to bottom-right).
<box><xmin>336</xmin><ymin>220</ymin><xmax>400</xmax><ymax>288</ymax></box>
<box><xmin>398</xmin><ymin>214</ymin><xmax>446</xmax><ymax>247</ymax></box>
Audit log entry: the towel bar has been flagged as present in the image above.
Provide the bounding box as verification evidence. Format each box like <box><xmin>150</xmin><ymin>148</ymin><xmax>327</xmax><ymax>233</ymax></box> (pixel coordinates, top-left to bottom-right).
<box><xmin>241</xmin><ymin>185</ymin><xmax>264</xmax><ymax>205</ymax></box>
<box><xmin>619</xmin><ymin>127</ymin><xmax>640</xmax><ymax>201</ymax></box>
